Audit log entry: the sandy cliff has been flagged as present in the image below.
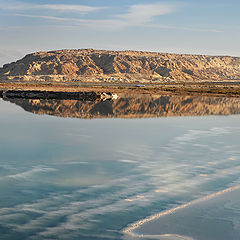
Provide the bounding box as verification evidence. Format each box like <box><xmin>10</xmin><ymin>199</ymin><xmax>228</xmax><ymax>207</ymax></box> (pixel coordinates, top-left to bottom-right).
<box><xmin>0</xmin><ymin>49</ymin><xmax>239</xmax><ymax>83</ymax></box>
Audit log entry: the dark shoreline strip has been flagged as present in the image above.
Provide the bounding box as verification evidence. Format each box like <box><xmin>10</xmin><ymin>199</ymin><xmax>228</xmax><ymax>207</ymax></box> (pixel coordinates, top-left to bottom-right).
<box><xmin>2</xmin><ymin>90</ymin><xmax>100</xmax><ymax>100</ymax></box>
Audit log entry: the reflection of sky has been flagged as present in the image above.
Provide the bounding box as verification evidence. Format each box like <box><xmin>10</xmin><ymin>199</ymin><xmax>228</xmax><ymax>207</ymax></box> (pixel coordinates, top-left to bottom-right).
<box><xmin>1</xmin><ymin>99</ymin><xmax>240</xmax><ymax>239</ymax></box>
<box><xmin>133</xmin><ymin>188</ymin><xmax>240</xmax><ymax>240</ymax></box>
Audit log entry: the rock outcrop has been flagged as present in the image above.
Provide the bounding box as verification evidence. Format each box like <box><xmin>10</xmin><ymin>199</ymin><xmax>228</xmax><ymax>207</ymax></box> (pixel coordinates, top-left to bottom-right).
<box><xmin>5</xmin><ymin>94</ymin><xmax>240</xmax><ymax>119</ymax></box>
<box><xmin>0</xmin><ymin>49</ymin><xmax>239</xmax><ymax>83</ymax></box>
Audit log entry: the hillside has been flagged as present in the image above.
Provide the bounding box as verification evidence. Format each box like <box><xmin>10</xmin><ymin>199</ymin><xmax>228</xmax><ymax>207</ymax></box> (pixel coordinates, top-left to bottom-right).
<box><xmin>0</xmin><ymin>49</ymin><xmax>240</xmax><ymax>83</ymax></box>
<box><xmin>6</xmin><ymin>94</ymin><xmax>240</xmax><ymax>119</ymax></box>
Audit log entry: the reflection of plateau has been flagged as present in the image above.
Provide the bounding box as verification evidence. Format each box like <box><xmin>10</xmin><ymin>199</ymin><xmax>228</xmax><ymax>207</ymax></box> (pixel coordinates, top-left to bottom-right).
<box><xmin>5</xmin><ymin>94</ymin><xmax>240</xmax><ymax>119</ymax></box>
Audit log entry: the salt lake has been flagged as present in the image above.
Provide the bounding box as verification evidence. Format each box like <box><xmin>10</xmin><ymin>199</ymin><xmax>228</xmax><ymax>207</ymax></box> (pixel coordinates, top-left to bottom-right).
<box><xmin>1</xmin><ymin>95</ymin><xmax>240</xmax><ymax>240</ymax></box>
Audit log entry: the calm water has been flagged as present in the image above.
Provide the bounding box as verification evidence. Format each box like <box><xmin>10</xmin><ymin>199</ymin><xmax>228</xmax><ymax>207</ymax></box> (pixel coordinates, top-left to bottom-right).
<box><xmin>1</xmin><ymin>97</ymin><xmax>240</xmax><ymax>240</ymax></box>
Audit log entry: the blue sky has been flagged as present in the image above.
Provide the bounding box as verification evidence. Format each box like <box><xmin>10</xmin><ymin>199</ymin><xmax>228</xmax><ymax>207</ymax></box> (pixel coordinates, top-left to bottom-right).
<box><xmin>0</xmin><ymin>0</ymin><xmax>239</xmax><ymax>65</ymax></box>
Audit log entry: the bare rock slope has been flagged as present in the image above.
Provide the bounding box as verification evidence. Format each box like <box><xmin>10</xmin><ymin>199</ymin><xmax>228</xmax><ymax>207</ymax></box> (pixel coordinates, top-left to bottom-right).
<box><xmin>0</xmin><ymin>49</ymin><xmax>240</xmax><ymax>82</ymax></box>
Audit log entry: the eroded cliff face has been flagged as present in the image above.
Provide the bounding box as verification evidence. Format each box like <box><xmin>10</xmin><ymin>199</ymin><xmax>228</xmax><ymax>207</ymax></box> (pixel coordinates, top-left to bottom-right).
<box><xmin>0</xmin><ymin>49</ymin><xmax>239</xmax><ymax>82</ymax></box>
<box><xmin>6</xmin><ymin>94</ymin><xmax>240</xmax><ymax>119</ymax></box>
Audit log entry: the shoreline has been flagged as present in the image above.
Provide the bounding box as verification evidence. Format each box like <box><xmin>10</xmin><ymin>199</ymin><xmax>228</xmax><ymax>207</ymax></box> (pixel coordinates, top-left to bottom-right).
<box><xmin>1</xmin><ymin>81</ymin><xmax>240</xmax><ymax>98</ymax></box>
<box><xmin>123</xmin><ymin>185</ymin><xmax>240</xmax><ymax>238</ymax></box>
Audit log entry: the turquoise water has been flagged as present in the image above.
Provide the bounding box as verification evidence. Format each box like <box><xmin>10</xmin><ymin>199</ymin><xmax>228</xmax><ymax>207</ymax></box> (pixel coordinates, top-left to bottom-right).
<box><xmin>1</xmin><ymin>98</ymin><xmax>240</xmax><ymax>239</ymax></box>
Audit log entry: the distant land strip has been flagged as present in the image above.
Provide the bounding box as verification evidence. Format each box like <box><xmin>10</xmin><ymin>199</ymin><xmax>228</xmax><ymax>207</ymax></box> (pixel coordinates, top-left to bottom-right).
<box><xmin>1</xmin><ymin>82</ymin><xmax>240</xmax><ymax>98</ymax></box>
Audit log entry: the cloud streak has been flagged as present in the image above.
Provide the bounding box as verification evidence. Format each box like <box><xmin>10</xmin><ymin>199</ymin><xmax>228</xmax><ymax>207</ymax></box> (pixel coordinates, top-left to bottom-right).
<box><xmin>0</xmin><ymin>1</ymin><xmax>179</xmax><ymax>29</ymax></box>
<box><xmin>118</xmin><ymin>2</ymin><xmax>178</xmax><ymax>24</ymax></box>
<box><xmin>0</xmin><ymin>1</ymin><xmax>222</xmax><ymax>33</ymax></box>
<box><xmin>0</xmin><ymin>2</ymin><xmax>104</xmax><ymax>14</ymax></box>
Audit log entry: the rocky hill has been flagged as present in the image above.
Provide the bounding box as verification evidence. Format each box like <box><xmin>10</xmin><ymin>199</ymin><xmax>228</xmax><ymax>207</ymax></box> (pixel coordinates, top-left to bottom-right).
<box><xmin>5</xmin><ymin>94</ymin><xmax>240</xmax><ymax>119</ymax></box>
<box><xmin>0</xmin><ymin>49</ymin><xmax>240</xmax><ymax>83</ymax></box>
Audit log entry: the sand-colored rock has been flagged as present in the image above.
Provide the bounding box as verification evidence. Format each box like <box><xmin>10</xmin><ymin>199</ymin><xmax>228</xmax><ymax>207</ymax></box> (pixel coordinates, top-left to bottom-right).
<box><xmin>0</xmin><ymin>49</ymin><xmax>239</xmax><ymax>83</ymax></box>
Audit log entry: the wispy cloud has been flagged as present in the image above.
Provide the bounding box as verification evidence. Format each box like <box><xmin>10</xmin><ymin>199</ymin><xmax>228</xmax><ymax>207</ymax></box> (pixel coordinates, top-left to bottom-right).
<box><xmin>0</xmin><ymin>1</ymin><xmax>222</xmax><ymax>33</ymax></box>
<box><xmin>118</xmin><ymin>2</ymin><xmax>178</xmax><ymax>25</ymax></box>
<box><xmin>6</xmin><ymin>13</ymin><xmax>124</xmax><ymax>31</ymax></box>
<box><xmin>0</xmin><ymin>1</ymin><xmax>179</xmax><ymax>28</ymax></box>
<box><xmin>0</xmin><ymin>2</ymin><xmax>104</xmax><ymax>14</ymax></box>
<box><xmin>37</xmin><ymin>4</ymin><xmax>104</xmax><ymax>14</ymax></box>
<box><xmin>145</xmin><ymin>23</ymin><xmax>223</xmax><ymax>33</ymax></box>
<box><xmin>1</xmin><ymin>11</ymin><xmax>223</xmax><ymax>33</ymax></box>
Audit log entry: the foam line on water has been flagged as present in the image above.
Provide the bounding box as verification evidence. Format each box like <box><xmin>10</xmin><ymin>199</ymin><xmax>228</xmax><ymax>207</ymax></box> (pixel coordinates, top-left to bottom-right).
<box><xmin>125</xmin><ymin>233</ymin><xmax>194</xmax><ymax>240</ymax></box>
<box><xmin>123</xmin><ymin>185</ymin><xmax>240</xmax><ymax>237</ymax></box>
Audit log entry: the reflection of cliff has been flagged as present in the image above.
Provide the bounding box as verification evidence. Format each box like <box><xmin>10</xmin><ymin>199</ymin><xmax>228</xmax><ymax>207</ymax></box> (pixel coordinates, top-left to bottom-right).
<box><xmin>6</xmin><ymin>94</ymin><xmax>240</xmax><ymax>119</ymax></box>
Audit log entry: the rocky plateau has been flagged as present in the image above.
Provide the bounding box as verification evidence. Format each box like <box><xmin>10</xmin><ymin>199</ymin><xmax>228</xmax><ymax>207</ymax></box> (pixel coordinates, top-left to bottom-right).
<box><xmin>0</xmin><ymin>49</ymin><xmax>240</xmax><ymax>83</ymax></box>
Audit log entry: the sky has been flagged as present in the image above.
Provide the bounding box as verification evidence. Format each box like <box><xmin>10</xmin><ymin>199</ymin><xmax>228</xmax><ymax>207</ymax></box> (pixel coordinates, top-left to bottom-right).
<box><xmin>0</xmin><ymin>0</ymin><xmax>239</xmax><ymax>66</ymax></box>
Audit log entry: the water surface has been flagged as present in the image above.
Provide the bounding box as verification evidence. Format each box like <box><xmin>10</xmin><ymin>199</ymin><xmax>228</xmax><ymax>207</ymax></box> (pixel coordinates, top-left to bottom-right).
<box><xmin>1</xmin><ymin>96</ymin><xmax>240</xmax><ymax>240</ymax></box>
